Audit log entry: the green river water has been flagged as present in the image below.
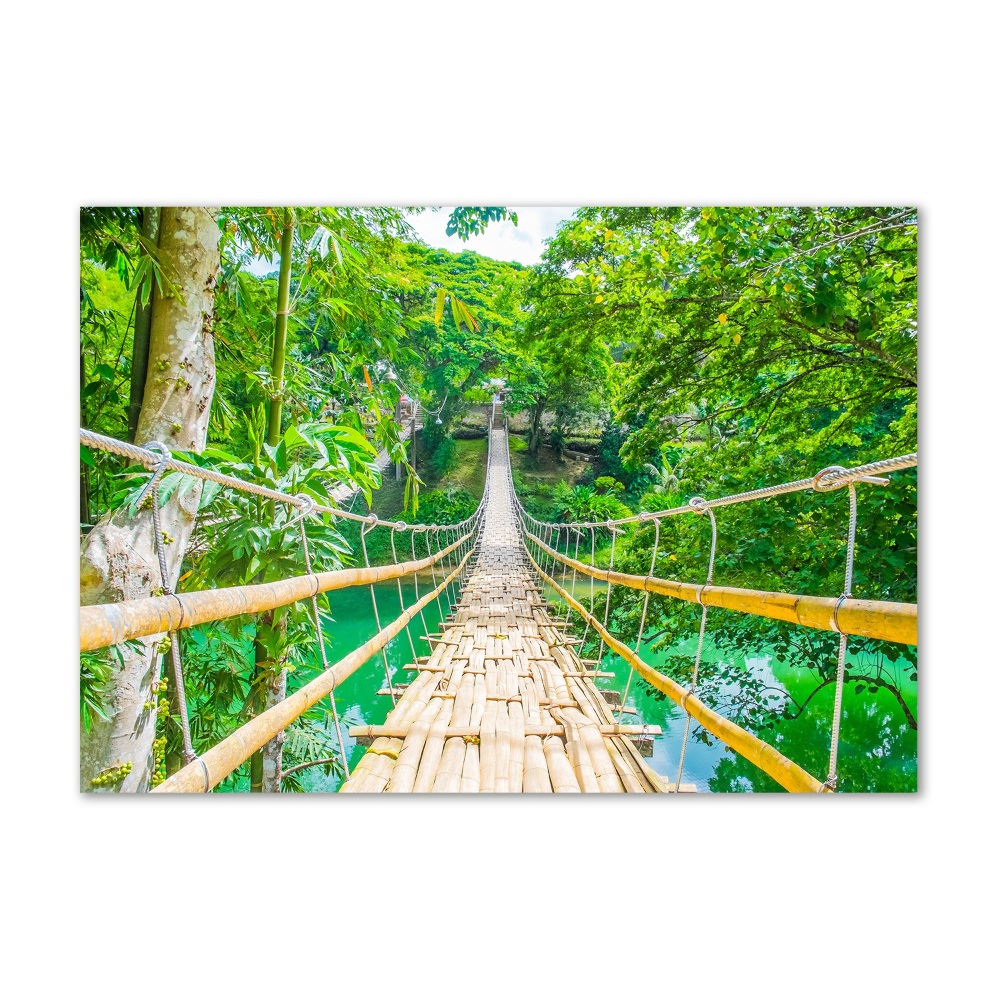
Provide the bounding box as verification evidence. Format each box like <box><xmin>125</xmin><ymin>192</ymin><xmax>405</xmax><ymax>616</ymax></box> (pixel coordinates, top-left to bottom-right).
<box><xmin>277</xmin><ymin>578</ymin><xmax>916</xmax><ymax>794</ymax></box>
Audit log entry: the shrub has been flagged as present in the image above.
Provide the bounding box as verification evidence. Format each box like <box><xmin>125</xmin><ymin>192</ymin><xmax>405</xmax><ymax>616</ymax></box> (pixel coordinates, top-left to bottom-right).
<box><xmin>409</xmin><ymin>486</ymin><xmax>478</xmax><ymax>524</ymax></box>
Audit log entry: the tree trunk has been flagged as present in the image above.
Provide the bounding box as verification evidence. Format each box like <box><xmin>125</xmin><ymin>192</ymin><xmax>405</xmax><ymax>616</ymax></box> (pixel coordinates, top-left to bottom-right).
<box><xmin>529</xmin><ymin>400</ymin><xmax>545</xmax><ymax>457</ymax></box>
<box><xmin>261</xmin><ymin>667</ymin><xmax>286</xmax><ymax>792</ymax></box>
<box><xmin>80</xmin><ymin>207</ymin><xmax>220</xmax><ymax>792</ymax></box>
<box><xmin>128</xmin><ymin>207</ymin><xmax>162</xmax><ymax>442</ymax></box>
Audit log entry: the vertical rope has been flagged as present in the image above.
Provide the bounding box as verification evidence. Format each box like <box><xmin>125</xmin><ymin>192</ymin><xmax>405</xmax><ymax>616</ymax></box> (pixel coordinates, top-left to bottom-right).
<box><xmin>826</xmin><ymin>481</ymin><xmax>858</xmax><ymax>789</ymax></box>
<box><xmin>296</xmin><ymin>507</ymin><xmax>349</xmax><ymax>780</ymax></box>
<box><xmin>580</xmin><ymin>526</ymin><xmax>596</xmax><ymax>647</ymax></box>
<box><xmin>143</xmin><ymin>442</ymin><xmax>197</xmax><ymax>769</ymax></box>
<box><xmin>390</xmin><ymin>525</ymin><xmax>418</xmax><ymax>665</ymax></box>
<box><xmin>411</xmin><ymin>530</ymin><xmax>432</xmax><ymax>650</ymax></box>
<box><xmin>427</xmin><ymin>529</ymin><xmax>447</xmax><ymax>629</ymax></box>
<box><xmin>559</xmin><ymin>525</ymin><xmax>571</xmax><ymax>598</ymax></box>
<box><xmin>597</xmin><ymin>522</ymin><xmax>618</xmax><ymax>666</ymax></box>
<box><xmin>565</xmin><ymin>528</ymin><xmax>582</xmax><ymax>626</ymax></box>
<box><xmin>360</xmin><ymin>517</ymin><xmax>396</xmax><ymax>708</ymax></box>
<box><xmin>674</xmin><ymin>499</ymin><xmax>717</xmax><ymax>791</ymax></box>
<box><xmin>618</xmin><ymin>516</ymin><xmax>660</xmax><ymax>724</ymax></box>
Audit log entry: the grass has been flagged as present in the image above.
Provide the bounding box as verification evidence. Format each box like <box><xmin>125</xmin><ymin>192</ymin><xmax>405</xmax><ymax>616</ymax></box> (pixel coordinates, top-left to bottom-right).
<box><xmin>425</xmin><ymin>438</ymin><xmax>488</xmax><ymax>498</ymax></box>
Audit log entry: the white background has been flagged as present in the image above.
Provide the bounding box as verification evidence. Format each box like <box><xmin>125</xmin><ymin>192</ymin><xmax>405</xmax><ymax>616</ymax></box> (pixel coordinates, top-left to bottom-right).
<box><xmin>3</xmin><ymin>2</ymin><xmax>993</xmax><ymax>997</ymax></box>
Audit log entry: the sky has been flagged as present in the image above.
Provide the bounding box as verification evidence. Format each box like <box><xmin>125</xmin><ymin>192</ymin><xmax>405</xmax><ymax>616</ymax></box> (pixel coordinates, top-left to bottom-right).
<box><xmin>246</xmin><ymin>206</ymin><xmax>578</xmax><ymax>274</ymax></box>
<box><xmin>403</xmin><ymin>206</ymin><xmax>577</xmax><ymax>265</ymax></box>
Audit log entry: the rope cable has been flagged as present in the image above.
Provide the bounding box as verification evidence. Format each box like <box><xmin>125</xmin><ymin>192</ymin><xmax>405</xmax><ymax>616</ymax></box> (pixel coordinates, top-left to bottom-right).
<box><xmin>618</xmin><ymin>515</ymin><xmax>661</xmax><ymax>724</ymax></box>
<box><xmin>144</xmin><ymin>442</ymin><xmax>197</xmax><ymax>767</ymax></box>
<box><xmin>295</xmin><ymin>498</ymin><xmax>349</xmax><ymax>780</ymax></box>
<box><xmin>674</xmin><ymin>498</ymin><xmax>718</xmax><ymax>791</ymax></box>
<box><xmin>360</xmin><ymin>517</ymin><xmax>396</xmax><ymax>707</ymax></box>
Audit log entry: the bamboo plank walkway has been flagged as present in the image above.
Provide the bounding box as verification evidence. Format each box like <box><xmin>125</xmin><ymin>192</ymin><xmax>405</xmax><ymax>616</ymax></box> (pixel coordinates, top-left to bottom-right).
<box><xmin>340</xmin><ymin>428</ymin><xmax>673</xmax><ymax>793</ymax></box>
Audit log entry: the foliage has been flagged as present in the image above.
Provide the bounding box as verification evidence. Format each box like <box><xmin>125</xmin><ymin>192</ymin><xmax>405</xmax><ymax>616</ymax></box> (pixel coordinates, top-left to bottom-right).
<box><xmin>446</xmin><ymin>207</ymin><xmax>518</xmax><ymax>240</ymax></box>
<box><xmin>594</xmin><ymin>476</ymin><xmax>625</xmax><ymax>494</ymax></box>
<box><xmin>525</xmin><ymin>206</ymin><xmax>918</xmax><ymax>764</ymax></box>
<box><xmin>549</xmin><ymin>483</ymin><xmax>632</xmax><ymax>524</ymax></box>
<box><xmin>401</xmin><ymin>486</ymin><xmax>479</xmax><ymax>525</ymax></box>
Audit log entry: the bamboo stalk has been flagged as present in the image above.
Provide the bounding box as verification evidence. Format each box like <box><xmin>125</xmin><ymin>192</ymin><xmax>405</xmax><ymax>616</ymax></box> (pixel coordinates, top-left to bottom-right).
<box><xmin>508</xmin><ymin>699</ymin><xmax>525</xmax><ymax>792</ymax></box>
<box><xmin>522</xmin><ymin>736</ymin><xmax>552</xmax><ymax>792</ymax></box>
<box><xmin>542</xmin><ymin>734</ymin><xmax>581</xmax><ymax>792</ymax></box>
<box><xmin>387</xmin><ymin>698</ymin><xmax>442</xmax><ymax>792</ymax></box>
<box><xmin>434</xmin><ymin>672</ymin><xmax>475</xmax><ymax>792</ymax></box>
<box><xmin>563</xmin><ymin>707</ymin><xmax>622</xmax><ymax>793</ymax></box>
<box><xmin>494</xmin><ymin>702</ymin><xmax>511</xmax><ymax>793</ymax></box>
<box><xmin>525</xmin><ymin>529</ymin><xmax>916</xmax><ymax>646</ymax></box>
<box><xmin>479</xmin><ymin>699</ymin><xmax>499</xmax><ymax>792</ymax></box>
<box><xmin>553</xmin><ymin>709</ymin><xmax>599</xmax><ymax>792</ymax></box>
<box><xmin>413</xmin><ymin>695</ymin><xmax>455</xmax><ymax>792</ymax></box>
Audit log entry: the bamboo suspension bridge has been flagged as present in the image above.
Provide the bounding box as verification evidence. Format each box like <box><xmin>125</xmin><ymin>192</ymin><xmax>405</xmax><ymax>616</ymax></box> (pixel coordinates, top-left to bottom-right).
<box><xmin>79</xmin><ymin>417</ymin><xmax>917</xmax><ymax>793</ymax></box>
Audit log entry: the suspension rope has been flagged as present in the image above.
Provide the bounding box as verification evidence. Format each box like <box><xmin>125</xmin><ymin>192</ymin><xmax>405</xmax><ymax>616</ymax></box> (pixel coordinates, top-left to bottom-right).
<box><xmin>674</xmin><ymin>497</ymin><xmax>718</xmax><ymax>791</ymax></box>
<box><xmin>390</xmin><ymin>525</ymin><xmax>419</xmax><ymax>666</ymax></box>
<box><xmin>360</xmin><ymin>516</ymin><xmax>396</xmax><ymax>708</ymax></box>
<box><xmin>618</xmin><ymin>515</ymin><xmax>661</xmax><ymax>724</ymax></box>
<box><xmin>565</xmin><ymin>528</ymin><xmax>582</xmax><ymax>627</ymax></box>
<box><xmin>143</xmin><ymin>442</ymin><xmax>198</xmax><ymax>769</ymax></box>
<box><xmin>817</xmin><ymin>467</ymin><xmax>860</xmax><ymax>791</ymax></box>
<box><xmin>294</xmin><ymin>495</ymin><xmax>349</xmax><ymax>779</ymax></box>
<box><xmin>511</xmin><ymin>453</ymin><xmax>913</xmax><ymax>532</ymax></box>
<box><xmin>579</xmin><ymin>526</ymin><xmax>596</xmax><ymax>648</ymax></box>
<box><xmin>597</xmin><ymin>521</ymin><xmax>620</xmax><ymax>666</ymax></box>
<box><xmin>411</xmin><ymin>530</ymin><xmax>432</xmax><ymax>652</ymax></box>
<box><xmin>80</xmin><ymin>428</ymin><xmax>476</xmax><ymax>533</ymax></box>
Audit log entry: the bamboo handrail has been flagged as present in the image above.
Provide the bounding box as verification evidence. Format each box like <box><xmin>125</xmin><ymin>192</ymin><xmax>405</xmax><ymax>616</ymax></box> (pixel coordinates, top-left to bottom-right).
<box><xmin>80</xmin><ymin>531</ymin><xmax>472</xmax><ymax>651</ymax></box>
<box><xmin>524</xmin><ymin>528</ymin><xmax>916</xmax><ymax>646</ymax></box>
<box><xmin>151</xmin><ymin>549</ymin><xmax>473</xmax><ymax>792</ymax></box>
<box><xmin>525</xmin><ymin>549</ymin><xmax>829</xmax><ymax>793</ymax></box>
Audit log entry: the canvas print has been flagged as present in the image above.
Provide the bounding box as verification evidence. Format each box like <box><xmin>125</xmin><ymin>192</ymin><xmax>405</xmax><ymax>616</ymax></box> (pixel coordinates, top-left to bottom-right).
<box><xmin>79</xmin><ymin>206</ymin><xmax>917</xmax><ymax>793</ymax></box>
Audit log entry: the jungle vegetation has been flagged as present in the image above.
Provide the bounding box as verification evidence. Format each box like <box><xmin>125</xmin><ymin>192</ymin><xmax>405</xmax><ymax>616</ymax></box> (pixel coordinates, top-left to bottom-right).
<box><xmin>80</xmin><ymin>205</ymin><xmax>917</xmax><ymax>793</ymax></box>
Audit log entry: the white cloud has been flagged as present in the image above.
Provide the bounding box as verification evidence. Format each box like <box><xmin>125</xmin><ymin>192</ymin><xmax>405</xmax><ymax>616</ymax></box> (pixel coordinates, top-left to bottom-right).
<box><xmin>404</xmin><ymin>206</ymin><xmax>579</xmax><ymax>266</ymax></box>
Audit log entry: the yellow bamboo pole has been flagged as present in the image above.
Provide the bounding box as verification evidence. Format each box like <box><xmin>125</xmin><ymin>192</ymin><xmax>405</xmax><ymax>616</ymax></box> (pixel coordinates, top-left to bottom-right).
<box><xmin>526</xmin><ymin>549</ymin><xmax>829</xmax><ymax>794</ymax></box>
<box><xmin>151</xmin><ymin>550</ymin><xmax>471</xmax><ymax>793</ymax></box>
<box><xmin>81</xmin><ymin>532</ymin><xmax>472</xmax><ymax>651</ymax></box>
<box><xmin>525</xmin><ymin>529</ymin><xmax>916</xmax><ymax>646</ymax></box>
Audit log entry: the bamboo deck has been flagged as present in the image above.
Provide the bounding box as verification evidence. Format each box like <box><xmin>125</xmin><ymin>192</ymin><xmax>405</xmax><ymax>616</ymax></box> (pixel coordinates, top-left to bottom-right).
<box><xmin>340</xmin><ymin>429</ymin><xmax>677</xmax><ymax>793</ymax></box>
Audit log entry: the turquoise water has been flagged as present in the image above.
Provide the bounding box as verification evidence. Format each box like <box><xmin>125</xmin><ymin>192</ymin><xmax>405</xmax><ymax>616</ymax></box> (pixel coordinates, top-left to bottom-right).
<box><xmin>280</xmin><ymin>579</ymin><xmax>916</xmax><ymax>793</ymax></box>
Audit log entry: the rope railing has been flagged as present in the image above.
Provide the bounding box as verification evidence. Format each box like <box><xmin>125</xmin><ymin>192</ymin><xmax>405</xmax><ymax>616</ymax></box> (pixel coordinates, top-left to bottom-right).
<box><xmin>525</xmin><ymin>548</ymin><xmax>827</xmax><ymax>793</ymax></box>
<box><xmin>80</xmin><ymin>428</ymin><xmax>479</xmax><ymax>533</ymax></box>
<box><xmin>508</xmin><ymin>425</ymin><xmax>916</xmax><ymax>792</ymax></box>
<box><xmin>521</xmin><ymin>529</ymin><xmax>917</xmax><ymax>645</ymax></box>
<box><xmin>151</xmin><ymin>549</ymin><xmax>473</xmax><ymax>792</ymax></box>
<box><xmin>79</xmin><ymin>533</ymin><xmax>474</xmax><ymax>651</ymax></box>
<box><xmin>516</xmin><ymin>452</ymin><xmax>917</xmax><ymax>531</ymax></box>
<box><xmin>81</xmin><ymin>424</ymin><xmax>491</xmax><ymax>793</ymax></box>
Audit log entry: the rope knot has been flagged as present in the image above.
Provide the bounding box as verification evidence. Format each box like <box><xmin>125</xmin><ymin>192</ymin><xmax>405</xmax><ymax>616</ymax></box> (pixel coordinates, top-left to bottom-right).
<box><xmin>134</xmin><ymin>440</ymin><xmax>171</xmax><ymax>508</ymax></box>
<box><xmin>688</xmin><ymin>495</ymin><xmax>709</xmax><ymax>514</ymax></box>
<box><xmin>812</xmin><ymin>465</ymin><xmax>848</xmax><ymax>493</ymax></box>
<box><xmin>293</xmin><ymin>492</ymin><xmax>316</xmax><ymax>514</ymax></box>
